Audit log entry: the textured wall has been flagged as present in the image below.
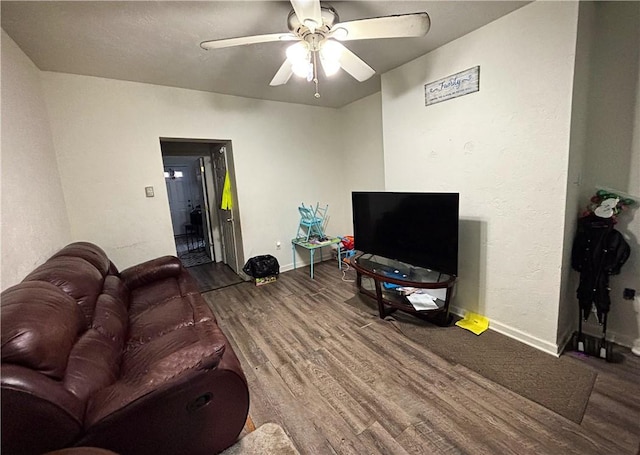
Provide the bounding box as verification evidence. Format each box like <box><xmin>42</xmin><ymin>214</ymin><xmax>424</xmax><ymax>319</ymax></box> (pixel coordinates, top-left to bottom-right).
<box><xmin>336</xmin><ymin>92</ymin><xmax>386</xmax><ymax>236</ymax></box>
<box><xmin>1</xmin><ymin>32</ymin><xmax>71</xmax><ymax>290</ymax></box>
<box><xmin>40</xmin><ymin>72</ymin><xmax>350</xmax><ymax>271</ymax></box>
<box><xmin>380</xmin><ymin>1</ymin><xmax>580</xmax><ymax>353</ymax></box>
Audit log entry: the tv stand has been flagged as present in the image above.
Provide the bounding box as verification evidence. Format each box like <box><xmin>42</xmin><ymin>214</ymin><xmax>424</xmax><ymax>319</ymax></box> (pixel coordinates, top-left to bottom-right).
<box><xmin>348</xmin><ymin>253</ymin><xmax>457</xmax><ymax>326</ymax></box>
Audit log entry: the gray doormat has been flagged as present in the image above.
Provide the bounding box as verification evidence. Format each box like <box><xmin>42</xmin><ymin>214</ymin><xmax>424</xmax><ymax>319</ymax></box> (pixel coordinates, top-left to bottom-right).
<box><xmin>178</xmin><ymin>250</ymin><xmax>213</xmax><ymax>268</ymax></box>
<box><xmin>344</xmin><ymin>294</ymin><xmax>596</xmax><ymax>424</ymax></box>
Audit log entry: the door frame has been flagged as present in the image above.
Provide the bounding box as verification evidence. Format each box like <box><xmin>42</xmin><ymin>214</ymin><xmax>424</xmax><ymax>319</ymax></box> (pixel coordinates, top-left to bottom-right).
<box><xmin>159</xmin><ymin>138</ymin><xmax>245</xmax><ymax>276</ymax></box>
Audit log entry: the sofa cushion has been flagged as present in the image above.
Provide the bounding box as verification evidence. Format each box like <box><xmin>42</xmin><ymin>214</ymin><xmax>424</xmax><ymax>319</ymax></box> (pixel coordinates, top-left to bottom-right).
<box><xmin>121</xmin><ymin>320</ymin><xmax>225</xmax><ymax>380</ymax></box>
<box><xmin>64</xmin><ymin>279</ymin><xmax>129</xmax><ymax>402</ymax></box>
<box><xmin>50</xmin><ymin>242</ymin><xmax>114</xmax><ymax>277</ymax></box>
<box><xmin>64</xmin><ymin>328</ymin><xmax>122</xmax><ymax>402</ymax></box>
<box><xmin>129</xmin><ymin>277</ymin><xmax>200</xmax><ymax>311</ymax></box>
<box><xmin>127</xmin><ymin>291</ymin><xmax>215</xmax><ymax>345</ymax></box>
<box><xmin>120</xmin><ymin>256</ymin><xmax>182</xmax><ymax>291</ymax></box>
<box><xmin>92</xmin><ymin>292</ymin><xmax>128</xmax><ymax>343</ymax></box>
<box><xmin>177</xmin><ymin>273</ymin><xmax>215</xmax><ymax>323</ymax></box>
<box><xmin>101</xmin><ymin>275</ymin><xmax>130</xmax><ymax>311</ymax></box>
<box><xmin>23</xmin><ymin>257</ymin><xmax>105</xmax><ymax>327</ymax></box>
<box><xmin>85</xmin><ymin>320</ymin><xmax>227</xmax><ymax>427</ymax></box>
<box><xmin>127</xmin><ymin>295</ymin><xmax>195</xmax><ymax>344</ymax></box>
<box><xmin>1</xmin><ymin>282</ymin><xmax>85</xmax><ymax>380</ymax></box>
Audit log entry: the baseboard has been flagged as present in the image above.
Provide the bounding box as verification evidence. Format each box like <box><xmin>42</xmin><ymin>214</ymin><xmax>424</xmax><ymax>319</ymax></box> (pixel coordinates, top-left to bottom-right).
<box><xmin>451</xmin><ymin>304</ymin><xmax>638</xmax><ymax>354</ymax></box>
<box><xmin>575</xmin><ymin>310</ymin><xmax>639</xmax><ymax>349</ymax></box>
<box><xmin>580</xmin><ymin>326</ymin><xmax>637</xmax><ymax>349</ymax></box>
<box><xmin>450</xmin><ymin>304</ymin><xmax>560</xmax><ymax>357</ymax></box>
<box><xmin>279</xmin><ymin>260</ymin><xmax>323</xmax><ymax>274</ymax></box>
<box><xmin>281</xmin><ymin>251</ymin><xmax>338</xmax><ymax>274</ymax></box>
<box><xmin>605</xmin><ymin>330</ymin><xmax>636</xmax><ymax>348</ymax></box>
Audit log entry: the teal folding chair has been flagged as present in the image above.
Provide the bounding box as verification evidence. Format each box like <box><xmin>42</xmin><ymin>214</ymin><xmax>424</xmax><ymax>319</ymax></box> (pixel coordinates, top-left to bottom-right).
<box><xmin>296</xmin><ymin>203</ymin><xmax>328</xmax><ymax>241</ymax></box>
<box><xmin>315</xmin><ymin>203</ymin><xmax>329</xmax><ymax>235</ymax></box>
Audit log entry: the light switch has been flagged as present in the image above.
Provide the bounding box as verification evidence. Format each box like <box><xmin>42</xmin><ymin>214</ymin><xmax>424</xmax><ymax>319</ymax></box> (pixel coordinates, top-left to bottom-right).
<box><xmin>145</xmin><ymin>186</ymin><xmax>154</xmax><ymax>197</ymax></box>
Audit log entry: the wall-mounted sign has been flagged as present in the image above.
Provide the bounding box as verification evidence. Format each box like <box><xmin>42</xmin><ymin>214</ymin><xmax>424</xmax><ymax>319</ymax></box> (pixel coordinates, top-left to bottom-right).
<box><xmin>425</xmin><ymin>66</ymin><xmax>480</xmax><ymax>106</ymax></box>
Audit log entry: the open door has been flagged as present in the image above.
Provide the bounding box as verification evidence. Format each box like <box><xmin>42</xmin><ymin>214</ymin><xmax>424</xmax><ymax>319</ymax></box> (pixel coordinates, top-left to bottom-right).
<box><xmin>197</xmin><ymin>157</ymin><xmax>216</xmax><ymax>261</ymax></box>
<box><xmin>212</xmin><ymin>146</ymin><xmax>240</xmax><ymax>273</ymax></box>
<box><xmin>164</xmin><ymin>165</ymin><xmax>192</xmax><ymax>236</ymax></box>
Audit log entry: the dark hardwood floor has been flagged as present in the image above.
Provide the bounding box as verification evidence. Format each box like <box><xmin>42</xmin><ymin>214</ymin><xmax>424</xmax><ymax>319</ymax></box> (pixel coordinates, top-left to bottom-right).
<box><xmin>203</xmin><ymin>261</ymin><xmax>640</xmax><ymax>455</ymax></box>
<box><xmin>189</xmin><ymin>261</ymin><xmax>244</xmax><ymax>293</ymax></box>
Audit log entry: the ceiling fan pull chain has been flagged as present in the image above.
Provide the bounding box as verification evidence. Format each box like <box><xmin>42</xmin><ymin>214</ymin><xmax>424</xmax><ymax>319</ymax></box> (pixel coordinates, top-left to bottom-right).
<box><xmin>313</xmin><ymin>50</ymin><xmax>320</xmax><ymax>98</ymax></box>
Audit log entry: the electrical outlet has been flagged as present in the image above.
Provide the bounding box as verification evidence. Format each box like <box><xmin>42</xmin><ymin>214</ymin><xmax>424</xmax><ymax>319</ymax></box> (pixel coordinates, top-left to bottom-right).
<box><xmin>276</xmin><ymin>241</ymin><xmax>281</xmax><ymax>250</ymax></box>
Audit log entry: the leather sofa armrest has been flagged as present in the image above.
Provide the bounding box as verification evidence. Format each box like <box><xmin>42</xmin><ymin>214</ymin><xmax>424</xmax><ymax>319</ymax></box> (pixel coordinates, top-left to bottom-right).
<box><xmin>81</xmin><ymin>348</ymin><xmax>249</xmax><ymax>455</ymax></box>
<box><xmin>1</xmin><ymin>364</ymin><xmax>85</xmax><ymax>423</ymax></box>
<box><xmin>120</xmin><ymin>256</ymin><xmax>182</xmax><ymax>290</ymax></box>
<box><xmin>2</xmin><ymin>365</ymin><xmax>85</xmax><ymax>454</ymax></box>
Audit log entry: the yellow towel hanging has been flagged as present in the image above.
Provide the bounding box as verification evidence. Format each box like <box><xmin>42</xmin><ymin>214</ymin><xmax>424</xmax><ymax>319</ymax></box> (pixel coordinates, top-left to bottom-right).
<box><xmin>221</xmin><ymin>171</ymin><xmax>233</xmax><ymax>210</ymax></box>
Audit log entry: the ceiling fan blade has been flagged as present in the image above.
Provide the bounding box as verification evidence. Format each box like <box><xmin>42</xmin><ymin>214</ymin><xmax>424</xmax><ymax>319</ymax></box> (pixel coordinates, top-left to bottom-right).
<box><xmin>200</xmin><ymin>33</ymin><xmax>296</xmax><ymax>50</ymax></box>
<box><xmin>330</xmin><ymin>13</ymin><xmax>430</xmax><ymax>41</ymax></box>
<box><xmin>290</xmin><ymin>0</ymin><xmax>322</xmax><ymax>30</ymax></box>
<box><xmin>270</xmin><ymin>59</ymin><xmax>293</xmax><ymax>86</ymax></box>
<box><xmin>334</xmin><ymin>43</ymin><xmax>375</xmax><ymax>82</ymax></box>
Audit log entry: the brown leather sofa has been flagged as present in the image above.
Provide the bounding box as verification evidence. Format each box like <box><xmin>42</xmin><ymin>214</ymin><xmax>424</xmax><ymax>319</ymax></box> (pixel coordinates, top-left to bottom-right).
<box><xmin>1</xmin><ymin>242</ymin><xmax>249</xmax><ymax>455</ymax></box>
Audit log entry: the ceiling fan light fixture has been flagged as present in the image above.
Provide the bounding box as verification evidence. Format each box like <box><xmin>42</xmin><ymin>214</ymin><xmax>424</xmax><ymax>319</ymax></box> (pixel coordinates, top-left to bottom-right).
<box><xmin>320</xmin><ymin>40</ymin><xmax>342</xmax><ymax>61</ymax></box>
<box><xmin>320</xmin><ymin>57</ymin><xmax>340</xmax><ymax>77</ymax></box>
<box><xmin>319</xmin><ymin>40</ymin><xmax>342</xmax><ymax>76</ymax></box>
<box><xmin>331</xmin><ymin>27</ymin><xmax>348</xmax><ymax>41</ymax></box>
<box><xmin>287</xmin><ymin>42</ymin><xmax>312</xmax><ymax>78</ymax></box>
<box><xmin>293</xmin><ymin>60</ymin><xmax>313</xmax><ymax>78</ymax></box>
<box><xmin>286</xmin><ymin>41</ymin><xmax>308</xmax><ymax>60</ymax></box>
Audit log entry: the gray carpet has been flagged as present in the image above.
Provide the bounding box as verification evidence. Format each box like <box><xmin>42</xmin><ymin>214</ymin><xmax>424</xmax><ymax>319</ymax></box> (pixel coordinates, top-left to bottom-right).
<box><xmin>221</xmin><ymin>423</ymin><xmax>300</xmax><ymax>455</ymax></box>
<box><xmin>344</xmin><ymin>293</ymin><xmax>597</xmax><ymax>424</ymax></box>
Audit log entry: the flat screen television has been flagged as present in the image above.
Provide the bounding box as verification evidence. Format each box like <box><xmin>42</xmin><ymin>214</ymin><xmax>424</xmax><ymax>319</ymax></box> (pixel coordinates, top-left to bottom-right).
<box><xmin>352</xmin><ymin>192</ymin><xmax>459</xmax><ymax>276</ymax></box>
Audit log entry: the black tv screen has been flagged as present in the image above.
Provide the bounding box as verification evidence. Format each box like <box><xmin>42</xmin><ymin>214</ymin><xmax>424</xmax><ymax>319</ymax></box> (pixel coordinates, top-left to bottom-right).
<box><xmin>352</xmin><ymin>192</ymin><xmax>459</xmax><ymax>276</ymax></box>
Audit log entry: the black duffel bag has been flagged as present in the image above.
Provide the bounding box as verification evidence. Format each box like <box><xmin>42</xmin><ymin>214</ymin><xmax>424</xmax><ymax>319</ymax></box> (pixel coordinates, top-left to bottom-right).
<box><xmin>243</xmin><ymin>255</ymin><xmax>280</xmax><ymax>278</ymax></box>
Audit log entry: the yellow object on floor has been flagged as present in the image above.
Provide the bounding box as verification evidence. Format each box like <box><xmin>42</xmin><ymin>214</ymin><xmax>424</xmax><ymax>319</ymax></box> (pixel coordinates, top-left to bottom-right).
<box><xmin>455</xmin><ymin>311</ymin><xmax>489</xmax><ymax>335</ymax></box>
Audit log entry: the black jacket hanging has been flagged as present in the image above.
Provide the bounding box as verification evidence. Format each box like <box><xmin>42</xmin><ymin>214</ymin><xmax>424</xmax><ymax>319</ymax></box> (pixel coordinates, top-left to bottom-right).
<box><xmin>571</xmin><ymin>215</ymin><xmax>630</xmax><ymax>322</ymax></box>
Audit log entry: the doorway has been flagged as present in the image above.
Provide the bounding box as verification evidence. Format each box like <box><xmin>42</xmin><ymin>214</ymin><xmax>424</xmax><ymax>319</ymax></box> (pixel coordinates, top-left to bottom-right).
<box><xmin>163</xmin><ymin>156</ymin><xmax>213</xmax><ymax>266</ymax></box>
<box><xmin>160</xmin><ymin>138</ymin><xmax>245</xmax><ymax>291</ymax></box>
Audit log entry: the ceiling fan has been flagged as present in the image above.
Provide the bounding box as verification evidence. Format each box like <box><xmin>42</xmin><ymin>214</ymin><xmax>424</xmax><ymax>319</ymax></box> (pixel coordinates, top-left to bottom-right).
<box><xmin>200</xmin><ymin>0</ymin><xmax>431</xmax><ymax>98</ymax></box>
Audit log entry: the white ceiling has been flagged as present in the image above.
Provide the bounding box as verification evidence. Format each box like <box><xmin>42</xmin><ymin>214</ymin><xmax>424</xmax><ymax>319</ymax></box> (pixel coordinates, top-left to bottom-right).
<box><xmin>1</xmin><ymin>1</ymin><xmax>529</xmax><ymax>108</ymax></box>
